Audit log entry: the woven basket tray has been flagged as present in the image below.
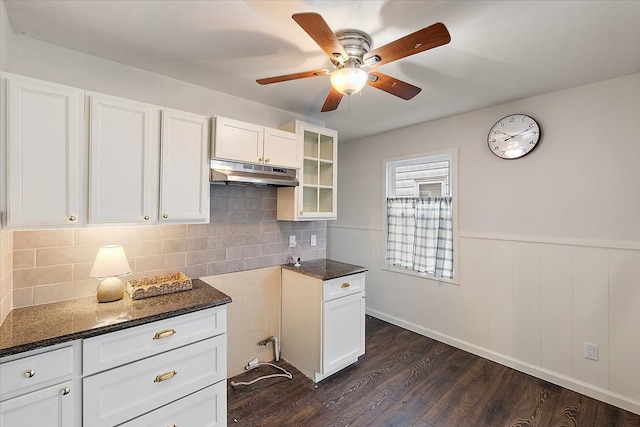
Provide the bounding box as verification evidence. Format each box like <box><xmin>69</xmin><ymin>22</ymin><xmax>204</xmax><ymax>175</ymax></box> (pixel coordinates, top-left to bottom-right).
<box><xmin>126</xmin><ymin>272</ymin><xmax>192</xmax><ymax>300</ymax></box>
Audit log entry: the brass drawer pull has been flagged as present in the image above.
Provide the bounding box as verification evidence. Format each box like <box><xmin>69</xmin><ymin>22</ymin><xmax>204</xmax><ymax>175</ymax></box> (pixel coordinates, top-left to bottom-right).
<box><xmin>60</xmin><ymin>387</ymin><xmax>71</xmax><ymax>396</ymax></box>
<box><xmin>153</xmin><ymin>328</ymin><xmax>176</xmax><ymax>340</ymax></box>
<box><xmin>341</xmin><ymin>282</ymin><xmax>350</xmax><ymax>288</ymax></box>
<box><xmin>24</xmin><ymin>369</ymin><xmax>36</xmax><ymax>378</ymax></box>
<box><xmin>154</xmin><ymin>370</ymin><xmax>177</xmax><ymax>383</ymax></box>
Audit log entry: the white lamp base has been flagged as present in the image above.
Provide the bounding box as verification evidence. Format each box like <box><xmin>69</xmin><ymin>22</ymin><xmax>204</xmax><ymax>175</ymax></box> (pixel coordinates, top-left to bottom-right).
<box><xmin>96</xmin><ymin>276</ymin><xmax>124</xmax><ymax>303</ymax></box>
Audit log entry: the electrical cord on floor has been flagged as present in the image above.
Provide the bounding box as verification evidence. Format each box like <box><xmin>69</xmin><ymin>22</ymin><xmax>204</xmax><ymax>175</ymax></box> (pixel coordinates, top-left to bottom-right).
<box><xmin>229</xmin><ymin>362</ymin><xmax>292</xmax><ymax>387</ymax></box>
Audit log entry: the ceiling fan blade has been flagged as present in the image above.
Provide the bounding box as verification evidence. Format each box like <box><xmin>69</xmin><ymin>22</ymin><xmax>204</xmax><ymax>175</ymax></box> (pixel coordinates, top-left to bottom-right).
<box><xmin>363</xmin><ymin>22</ymin><xmax>450</xmax><ymax>67</ymax></box>
<box><xmin>367</xmin><ymin>72</ymin><xmax>422</xmax><ymax>100</ymax></box>
<box><xmin>292</xmin><ymin>13</ymin><xmax>349</xmax><ymax>63</ymax></box>
<box><xmin>256</xmin><ymin>70</ymin><xmax>329</xmax><ymax>85</ymax></box>
<box><xmin>321</xmin><ymin>87</ymin><xmax>344</xmax><ymax>112</ymax></box>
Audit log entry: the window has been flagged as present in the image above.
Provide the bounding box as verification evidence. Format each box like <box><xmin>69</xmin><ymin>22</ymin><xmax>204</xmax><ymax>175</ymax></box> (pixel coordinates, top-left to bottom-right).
<box><xmin>385</xmin><ymin>150</ymin><xmax>457</xmax><ymax>280</ymax></box>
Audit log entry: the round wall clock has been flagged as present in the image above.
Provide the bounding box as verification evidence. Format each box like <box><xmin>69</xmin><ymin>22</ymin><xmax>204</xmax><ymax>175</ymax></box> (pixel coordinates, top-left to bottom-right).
<box><xmin>487</xmin><ymin>114</ymin><xmax>541</xmax><ymax>159</ymax></box>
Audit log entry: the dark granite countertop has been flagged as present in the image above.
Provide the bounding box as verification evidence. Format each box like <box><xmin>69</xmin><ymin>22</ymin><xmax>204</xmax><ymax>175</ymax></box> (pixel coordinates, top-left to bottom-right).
<box><xmin>281</xmin><ymin>259</ymin><xmax>367</xmax><ymax>281</ymax></box>
<box><xmin>0</xmin><ymin>279</ymin><xmax>231</xmax><ymax>358</ymax></box>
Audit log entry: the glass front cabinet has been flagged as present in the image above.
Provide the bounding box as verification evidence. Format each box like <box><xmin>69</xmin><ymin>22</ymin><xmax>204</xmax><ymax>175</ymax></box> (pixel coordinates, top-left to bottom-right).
<box><xmin>277</xmin><ymin>121</ymin><xmax>338</xmax><ymax>221</ymax></box>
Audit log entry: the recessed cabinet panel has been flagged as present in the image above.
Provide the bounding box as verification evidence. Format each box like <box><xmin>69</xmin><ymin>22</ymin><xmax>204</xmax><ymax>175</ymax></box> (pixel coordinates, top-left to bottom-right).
<box><xmin>322</xmin><ymin>292</ymin><xmax>366</xmax><ymax>375</ymax></box>
<box><xmin>118</xmin><ymin>382</ymin><xmax>226</xmax><ymax>427</ymax></box>
<box><xmin>213</xmin><ymin>116</ymin><xmax>263</xmax><ymax>164</ymax></box>
<box><xmin>264</xmin><ymin>127</ymin><xmax>302</xmax><ymax>168</ymax></box>
<box><xmin>0</xmin><ymin>381</ymin><xmax>73</xmax><ymax>427</ymax></box>
<box><xmin>6</xmin><ymin>78</ymin><xmax>83</xmax><ymax>227</ymax></box>
<box><xmin>89</xmin><ymin>95</ymin><xmax>158</xmax><ymax>224</ymax></box>
<box><xmin>160</xmin><ymin>110</ymin><xmax>210</xmax><ymax>223</ymax></box>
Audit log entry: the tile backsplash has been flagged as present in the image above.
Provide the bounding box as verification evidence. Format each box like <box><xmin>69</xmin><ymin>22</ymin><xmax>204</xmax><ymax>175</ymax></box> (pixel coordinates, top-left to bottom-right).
<box><xmin>6</xmin><ymin>185</ymin><xmax>326</xmax><ymax>308</ymax></box>
<box><xmin>0</xmin><ymin>227</ymin><xmax>11</xmax><ymax>323</ymax></box>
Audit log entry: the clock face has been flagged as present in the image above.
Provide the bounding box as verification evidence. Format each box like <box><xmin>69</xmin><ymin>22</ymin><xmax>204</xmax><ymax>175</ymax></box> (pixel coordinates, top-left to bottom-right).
<box><xmin>488</xmin><ymin>114</ymin><xmax>541</xmax><ymax>159</ymax></box>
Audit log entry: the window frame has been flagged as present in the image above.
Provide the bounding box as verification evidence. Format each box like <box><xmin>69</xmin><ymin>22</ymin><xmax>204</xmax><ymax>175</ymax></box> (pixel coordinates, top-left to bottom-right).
<box><xmin>382</xmin><ymin>147</ymin><xmax>459</xmax><ymax>284</ymax></box>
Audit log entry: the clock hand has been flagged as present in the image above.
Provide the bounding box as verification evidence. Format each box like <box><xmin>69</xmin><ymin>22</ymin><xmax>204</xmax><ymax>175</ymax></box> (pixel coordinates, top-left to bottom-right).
<box><xmin>505</xmin><ymin>128</ymin><xmax>533</xmax><ymax>141</ymax></box>
<box><xmin>495</xmin><ymin>130</ymin><xmax>514</xmax><ymax>137</ymax></box>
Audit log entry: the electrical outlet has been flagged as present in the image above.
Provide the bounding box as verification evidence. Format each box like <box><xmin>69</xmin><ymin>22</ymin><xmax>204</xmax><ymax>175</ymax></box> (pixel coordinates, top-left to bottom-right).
<box><xmin>289</xmin><ymin>235</ymin><xmax>296</xmax><ymax>248</ymax></box>
<box><xmin>584</xmin><ymin>342</ymin><xmax>599</xmax><ymax>361</ymax></box>
<box><xmin>310</xmin><ymin>234</ymin><xmax>317</xmax><ymax>247</ymax></box>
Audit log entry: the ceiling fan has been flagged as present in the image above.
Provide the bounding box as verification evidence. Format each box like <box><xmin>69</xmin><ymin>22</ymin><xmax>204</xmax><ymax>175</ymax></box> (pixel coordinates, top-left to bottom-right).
<box><xmin>256</xmin><ymin>12</ymin><xmax>451</xmax><ymax>112</ymax></box>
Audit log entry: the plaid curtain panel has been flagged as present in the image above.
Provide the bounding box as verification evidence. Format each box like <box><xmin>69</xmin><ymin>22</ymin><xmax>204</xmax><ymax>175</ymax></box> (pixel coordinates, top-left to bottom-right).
<box><xmin>386</xmin><ymin>197</ymin><xmax>454</xmax><ymax>279</ymax></box>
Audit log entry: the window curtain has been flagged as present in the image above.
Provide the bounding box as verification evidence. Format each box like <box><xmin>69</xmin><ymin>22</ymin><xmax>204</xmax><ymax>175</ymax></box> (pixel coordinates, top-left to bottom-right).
<box><xmin>386</xmin><ymin>197</ymin><xmax>453</xmax><ymax>279</ymax></box>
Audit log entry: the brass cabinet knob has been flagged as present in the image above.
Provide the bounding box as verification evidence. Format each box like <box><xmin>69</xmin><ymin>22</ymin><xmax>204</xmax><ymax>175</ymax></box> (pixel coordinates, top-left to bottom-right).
<box><xmin>162</xmin><ymin>213</ymin><xmax>169</xmax><ymax>219</ymax></box>
<box><xmin>299</xmin><ymin>210</ymin><xmax>304</xmax><ymax>215</ymax></box>
<box><xmin>144</xmin><ymin>215</ymin><xmax>150</xmax><ymax>221</ymax></box>
<box><xmin>258</xmin><ymin>157</ymin><xmax>264</xmax><ymax>162</ymax></box>
<box><xmin>265</xmin><ymin>158</ymin><xmax>270</xmax><ymax>163</ymax></box>
<box><xmin>60</xmin><ymin>387</ymin><xmax>71</xmax><ymax>396</ymax></box>
<box><xmin>24</xmin><ymin>369</ymin><xmax>35</xmax><ymax>378</ymax></box>
<box><xmin>68</xmin><ymin>215</ymin><xmax>77</xmax><ymax>222</ymax></box>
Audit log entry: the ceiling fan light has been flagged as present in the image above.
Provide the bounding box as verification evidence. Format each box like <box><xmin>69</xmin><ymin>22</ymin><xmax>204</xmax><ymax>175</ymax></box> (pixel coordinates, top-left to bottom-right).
<box><xmin>330</xmin><ymin>68</ymin><xmax>368</xmax><ymax>95</ymax></box>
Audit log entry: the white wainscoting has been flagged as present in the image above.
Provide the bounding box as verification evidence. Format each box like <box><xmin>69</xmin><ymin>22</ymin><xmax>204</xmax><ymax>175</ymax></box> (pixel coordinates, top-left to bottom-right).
<box><xmin>327</xmin><ymin>225</ymin><xmax>640</xmax><ymax>415</ymax></box>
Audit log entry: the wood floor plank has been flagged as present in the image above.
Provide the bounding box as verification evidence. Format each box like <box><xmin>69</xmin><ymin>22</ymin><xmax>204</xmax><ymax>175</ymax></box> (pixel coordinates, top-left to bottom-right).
<box><xmin>421</xmin><ymin>356</ymin><xmax>508</xmax><ymax>426</ymax></box>
<box><xmin>226</xmin><ymin>316</ymin><xmax>640</xmax><ymax>426</ymax></box>
<box><xmin>370</xmin><ymin>348</ymin><xmax>478</xmax><ymax>426</ymax></box>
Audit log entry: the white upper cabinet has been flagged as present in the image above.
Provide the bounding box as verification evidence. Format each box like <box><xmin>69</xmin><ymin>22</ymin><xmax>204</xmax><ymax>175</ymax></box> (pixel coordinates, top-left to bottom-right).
<box><xmin>159</xmin><ymin>109</ymin><xmax>210</xmax><ymax>223</ymax></box>
<box><xmin>277</xmin><ymin>121</ymin><xmax>338</xmax><ymax>221</ymax></box>
<box><xmin>5</xmin><ymin>77</ymin><xmax>84</xmax><ymax>227</ymax></box>
<box><xmin>89</xmin><ymin>94</ymin><xmax>159</xmax><ymax>224</ymax></box>
<box><xmin>213</xmin><ymin>116</ymin><xmax>301</xmax><ymax>168</ymax></box>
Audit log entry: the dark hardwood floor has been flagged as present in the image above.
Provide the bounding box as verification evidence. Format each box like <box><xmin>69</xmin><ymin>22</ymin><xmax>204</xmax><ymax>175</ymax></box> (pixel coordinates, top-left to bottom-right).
<box><xmin>227</xmin><ymin>316</ymin><xmax>640</xmax><ymax>426</ymax></box>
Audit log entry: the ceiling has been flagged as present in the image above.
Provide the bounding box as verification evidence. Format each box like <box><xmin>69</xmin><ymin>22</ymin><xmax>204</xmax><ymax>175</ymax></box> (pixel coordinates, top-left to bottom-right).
<box><xmin>4</xmin><ymin>0</ymin><xmax>640</xmax><ymax>142</ymax></box>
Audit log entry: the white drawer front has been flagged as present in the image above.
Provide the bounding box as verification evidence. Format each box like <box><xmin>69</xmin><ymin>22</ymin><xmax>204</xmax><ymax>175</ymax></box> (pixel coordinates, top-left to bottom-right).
<box><xmin>322</xmin><ymin>273</ymin><xmax>365</xmax><ymax>302</ymax></box>
<box><xmin>83</xmin><ymin>334</ymin><xmax>226</xmax><ymax>427</ymax></box>
<box><xmin>83</xmin><ymin>306</ymin><xmax>226</xmax><ymax>375</ymax></box>
<box><xmin>0</xmin><ymin>347</ymin><xmax>73</xmax><ymax>396</ymax></box>
<box><xmin>120</xmin><ymin>381</ymin><xmax>226</xmax><ymax>427</ymax></box>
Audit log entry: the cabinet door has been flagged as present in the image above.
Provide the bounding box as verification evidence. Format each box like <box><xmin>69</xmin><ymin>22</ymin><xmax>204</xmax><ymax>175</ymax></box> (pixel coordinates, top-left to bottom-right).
<box><xmin>0</xmin><ymin>381</ymin><xmax>73</xmax><ymax>427</ymax></box>
<box><xmin>263</xmin><ymin>127</ymin><xmax>301</xmax><ymax>168</ymax></box>
<box><xmin>213</xmin><ymin>116</ymin><xmax>263</xmax><ymax>164</ymax></box>
<box><xmin>277</xmin><ymin>122</ymin><xmax>337</xmax><ymax>221</ymax></box>
<box><xmin>322</xmin><ymin>291</ymin><xmax>365</xmax><ymax>376</ymax></box>
<box><xmin>89</xmin><ymin>95</ymin><xmax>159</xmax><ymax>224</ymax></box>
<box><xmin>6</xmin><ymin>79</ymin><xmax>83</xmax><ymax>227</ymax></box>
<box><xmin>160</xmin><ymin>110</ymin><xmax>210</xmax><ymax>223</ymax></box>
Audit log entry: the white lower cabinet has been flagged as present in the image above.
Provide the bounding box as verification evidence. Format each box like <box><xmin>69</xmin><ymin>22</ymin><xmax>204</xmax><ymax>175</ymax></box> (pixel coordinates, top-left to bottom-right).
<box><xmin>0</xmin><ymin>307</ymin><xmax>227</xmax><ymax>427</ymax></box>
<box><xmin>0</xmin><ymin>344</ymin><xmax>78</xmax><ymax>427</ymax></box>
<box><xmin>0</xmin><ymin>380</ymin><xmax>73</xmax><ymax>427</ymax></box>
<box><xmin>82</xmin><ymin>306</ymin><xmax>227</xmax><ymax>427</ymax></box>
<box><xmin>282</xmin><ymin>270</ymin><xmax>365</xmax><ymax>383</ymax></box>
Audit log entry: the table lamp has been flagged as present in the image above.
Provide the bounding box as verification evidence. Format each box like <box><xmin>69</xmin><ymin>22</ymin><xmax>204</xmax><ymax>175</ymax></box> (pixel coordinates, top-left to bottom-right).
<box><xmin>89</xmin><ymin>245</ymin><xmax>132</xmax><ymax>303</ymax></box>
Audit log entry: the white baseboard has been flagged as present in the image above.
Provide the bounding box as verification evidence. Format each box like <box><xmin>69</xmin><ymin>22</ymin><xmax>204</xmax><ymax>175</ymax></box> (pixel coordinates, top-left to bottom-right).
<box><xmin>366</xmin><ymin>307</ymin><xmax>640</xmax><ymax>416</ymax></box>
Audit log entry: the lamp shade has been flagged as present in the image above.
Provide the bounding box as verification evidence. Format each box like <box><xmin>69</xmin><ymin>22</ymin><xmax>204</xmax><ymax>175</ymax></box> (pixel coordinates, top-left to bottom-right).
<box><xmin>89</xmin><ymin>245</ymin><xmax>132</xmax><ymax>279</ymax></box>
<box><xmin>330</xmin><ymin>67</ymin><xmax>368</xmax><ymax>95</ymax></box>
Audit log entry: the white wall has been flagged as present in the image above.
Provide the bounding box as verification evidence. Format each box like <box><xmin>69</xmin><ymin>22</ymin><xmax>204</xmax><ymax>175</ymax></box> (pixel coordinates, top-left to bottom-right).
<box><xmin>6</xmin><ymin>34</ymin><xmax>312</xmax><ymax>128</ymax></box>
<box><xmin>0</xmin><ymin>1</ymin><xmax>14</xmax><ymax>72</ymax></box>
<box><xmin>328</xmin><ymin>72</ymin><xmax>640</xmax><ymax>414</ymax></box>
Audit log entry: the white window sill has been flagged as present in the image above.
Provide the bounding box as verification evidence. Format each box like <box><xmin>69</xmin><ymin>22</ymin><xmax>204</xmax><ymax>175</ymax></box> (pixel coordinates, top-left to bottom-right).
<box><xmin>381</xmin><ymin>265</ymin><xmax>460</xmax><ymax>285</ymax></box>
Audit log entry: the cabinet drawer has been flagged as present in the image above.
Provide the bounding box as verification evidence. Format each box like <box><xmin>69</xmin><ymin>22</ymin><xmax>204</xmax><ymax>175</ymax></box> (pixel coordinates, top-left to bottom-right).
<box><xmin>119</xmin><ymin>381</ymin><xmax>226</xmax><ymax>427</ymax></box>
<box><xmin>83</xmin><ymin>334</ymin><xmax>226</xmax><ymax>427</ymax></box>
<box><xmin>323</xmin><ymin>273</ymin><xmax>365</xmax><ymax>302</ymax></box>
<box><xmin>0</xmin><ymin>347</ymin><xmax>73</xmax><ymax>396</ymax></box>
<box><xmin>83</xmin><ymin>306</ymin><xmax>226</xmax><ymax>375</ymax></box>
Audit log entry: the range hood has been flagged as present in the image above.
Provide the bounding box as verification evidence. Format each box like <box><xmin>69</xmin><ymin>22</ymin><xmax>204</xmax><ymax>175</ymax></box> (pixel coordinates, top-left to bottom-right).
<box><xmin>210</xmin><ymin>159</ymin><xmax>299</xmax><ymax>187</ymax></box>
